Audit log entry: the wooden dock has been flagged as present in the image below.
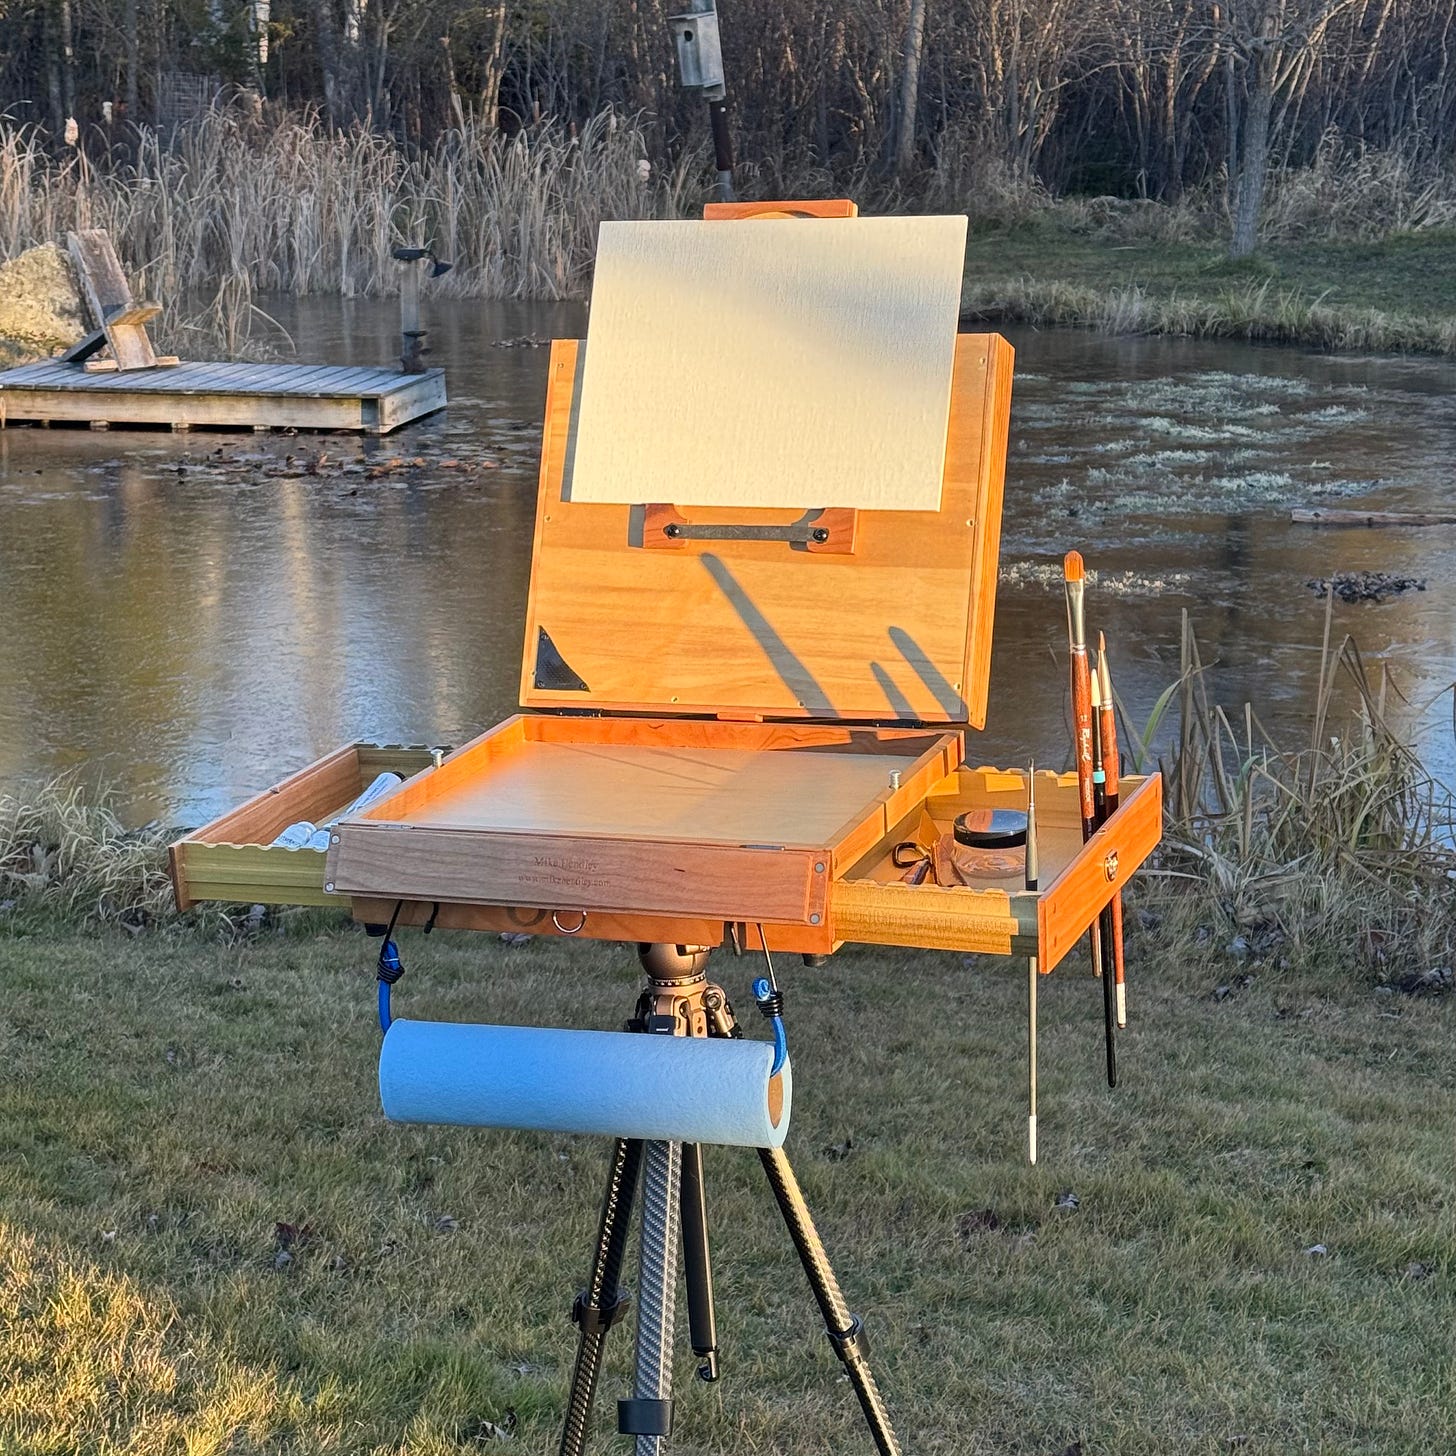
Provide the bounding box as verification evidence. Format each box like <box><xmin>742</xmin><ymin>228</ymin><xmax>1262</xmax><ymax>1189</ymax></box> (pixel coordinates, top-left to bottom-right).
<box><xmin>0</xmin><ymin>359</ymin><xmax>447</xmax><ymax>434</ymax></box>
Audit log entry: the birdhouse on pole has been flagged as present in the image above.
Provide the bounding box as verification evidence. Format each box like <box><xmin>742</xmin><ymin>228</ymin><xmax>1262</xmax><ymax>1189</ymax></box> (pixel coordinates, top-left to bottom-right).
<box><xmin>669</xmin><ymin>2</ymin><xmax>726</xmax><ymax>99</ymax></box>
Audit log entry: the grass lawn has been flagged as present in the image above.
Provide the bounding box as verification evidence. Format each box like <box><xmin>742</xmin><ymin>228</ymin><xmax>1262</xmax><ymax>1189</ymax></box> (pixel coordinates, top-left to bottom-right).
<box><xmin>1</xmin><ymin>913</ymin><xmax>1452</xmax><ymax>1455</ymax></box>
<box><xmin>961</xmin><ymin>222</ymin><xmax>1456</xmax><ymax>352</ymax></box>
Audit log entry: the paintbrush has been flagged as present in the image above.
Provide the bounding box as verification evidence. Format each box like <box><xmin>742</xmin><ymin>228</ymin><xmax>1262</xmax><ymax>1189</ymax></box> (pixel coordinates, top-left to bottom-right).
<box><xmin>1091</xmin><ymin>657</ymin><xmax>1118</xmax><ymax>1085</ymax></box>
<box><xmin>1063</xmin><ymin>551</ymin><xmax>1097</xmax><ymax>847</ymax></box>
<box><xmin>1064</xmin><ymin>551</ymin><xmax>1116</xmax><ymax>1088</ymax></box>
<box><xmin>1099</xmin><ymin>634</ymin><xmax>1128</xmax><ymax>1029</ymax></box>
<box><xmin>1026</xmin><ymin>759</ymin><xmax>1039</xmax><ymax>1165</ymax></box>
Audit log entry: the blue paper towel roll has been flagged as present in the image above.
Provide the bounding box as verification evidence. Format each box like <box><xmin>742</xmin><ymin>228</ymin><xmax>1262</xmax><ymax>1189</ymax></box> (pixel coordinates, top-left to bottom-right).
<box><xmin>379</xmin><ymin>1020</ymin><xmax>792</xmax><ymax>1148</ymax></box>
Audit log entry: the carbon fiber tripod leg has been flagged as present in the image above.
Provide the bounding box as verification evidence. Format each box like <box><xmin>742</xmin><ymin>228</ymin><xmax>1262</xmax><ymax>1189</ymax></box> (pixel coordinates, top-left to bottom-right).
<box><xmin>619</xmin><ymin>1139</ymin><xmax>682</xmax><ymax>1456</ymax></box>
<box><xmin>558</xmin><ymin>1137</ymin><xmax>643</xmax><ymax>1456</ymax></box>
<box><xmin>758</xmin><ymin>1146</ymin><xmax>902</xmax><ymax>1456</ymax></box>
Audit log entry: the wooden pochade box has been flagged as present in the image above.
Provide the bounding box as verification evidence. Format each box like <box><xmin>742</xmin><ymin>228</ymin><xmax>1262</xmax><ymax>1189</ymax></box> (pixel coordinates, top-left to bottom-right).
<box><xmin>172</xmin><ymin>251</ymin><xmax>1162</xmax><ymax>969</ymax></box>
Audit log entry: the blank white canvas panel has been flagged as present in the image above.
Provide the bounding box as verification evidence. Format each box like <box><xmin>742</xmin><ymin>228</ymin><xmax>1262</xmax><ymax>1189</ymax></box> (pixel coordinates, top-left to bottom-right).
<box><xmin>566</xmin><ymin>215</ymin><xmax>967</xmax><ymax>510</ymax></box>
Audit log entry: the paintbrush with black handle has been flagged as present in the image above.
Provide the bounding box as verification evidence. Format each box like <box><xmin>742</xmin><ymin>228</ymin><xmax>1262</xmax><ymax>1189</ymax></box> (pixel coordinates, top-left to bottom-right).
<box><xmin>1099</xmin><ymin>634</ymin><xmax>1128</xmax><ymax>1029</ymax></box>
<box><xmin>1091</xmin><ymin>660</ymin><xmax>1118</xmax><ymax>1085</ymax></box>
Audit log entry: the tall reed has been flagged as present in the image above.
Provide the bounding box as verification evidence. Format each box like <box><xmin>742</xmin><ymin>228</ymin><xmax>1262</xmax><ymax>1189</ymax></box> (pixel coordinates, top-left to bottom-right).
<box><xmin>1132</xmin><ymin>603</ymin><xmax>1456</xmax><ymax>980</ymax></box>
<box><xmin>0</xmin><ymin>781</ymin><xmax>174</xmax><ymax>928</ymax></box>
<box><xmin>0</xmin><ymin>111</ymin><xmax>696</xmax><ymax>300</ymax></box>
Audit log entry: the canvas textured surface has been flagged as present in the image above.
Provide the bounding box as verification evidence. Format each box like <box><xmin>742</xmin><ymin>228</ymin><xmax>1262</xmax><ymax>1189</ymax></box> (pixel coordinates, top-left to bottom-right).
<box><xmin>567</xmin><ymin>215</ymin><xmax>968</xmax><ymax>510</ymax></box>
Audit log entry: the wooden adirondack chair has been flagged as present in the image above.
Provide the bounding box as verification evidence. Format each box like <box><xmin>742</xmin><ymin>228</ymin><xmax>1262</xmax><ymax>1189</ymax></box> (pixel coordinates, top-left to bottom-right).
<box><xmin>62</xmin><ymin>230</ymin><xmax>179</xmax><ymax>372</ymax></box>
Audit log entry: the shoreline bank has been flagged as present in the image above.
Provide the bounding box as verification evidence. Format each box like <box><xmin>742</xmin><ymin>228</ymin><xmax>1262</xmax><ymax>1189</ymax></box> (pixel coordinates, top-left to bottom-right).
<box><xmin>960</xmin><ymin>226</ymin><xmax>1456</xmax><ymax>357</ymax></box>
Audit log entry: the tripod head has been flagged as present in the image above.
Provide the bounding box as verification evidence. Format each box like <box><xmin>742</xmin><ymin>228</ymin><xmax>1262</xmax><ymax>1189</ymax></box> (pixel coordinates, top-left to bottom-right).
<box><xmin>638</xmin><ymin>942</ymin><xmax>711</xmax><ymax>982</ymax></box>
<box><xmin>633</xmin><ymin>943</ymin><xmax>725</xmax><ymax>1039</ymax></box>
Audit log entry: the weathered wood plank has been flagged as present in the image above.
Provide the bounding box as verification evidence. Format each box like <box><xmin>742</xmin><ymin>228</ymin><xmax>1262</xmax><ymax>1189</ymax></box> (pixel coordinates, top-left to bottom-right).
<box><xmin>0</xmin><ymin>386</ymin><xmax>361</xmax><ymax>431</ymax></box>
<box><xmin>248</xmin><ymin>364</ymin><xmax>339</xmax><ymax>394</ymax></box>
<box><xmin>80</xmin><ymin>360</ymin><xmax>239</xmax><ymax>392</ymax></box>
<box><xmin>0</xmin><ymin>360</ymin><xmax>446</xmax><ymax>433</ymax></box>
<box><xmin>0</xmin><ymin>360</ymin><xmax>430</xmax><ymax>396</ymax></box>
<box><xmin>377</xmin><ymin>370</ymin><xmax>446</xmax><ymax>428</ymax></box>
<box><xmin>67</xmin><ymin>229</ymin><xmax>159</xmax><ymax>371</ymax></box>
<box><xmin>105</xmin><ymin>301</ymin><xmax>162</xmax><ymax>328</ymax></box>
<box><xmin>8</xmin><ymin>361</ymin><xmax>77</xmax><ymax>385</ymax></box>
<box><xmin>312</xmin><ymin>369</ymin><xmax>406</xmax><ymax>396</ymax></box>
<box><xmin>350</xmin><ymin>368</ymin><xmax>420</xmax><ymax>395</ymax></box>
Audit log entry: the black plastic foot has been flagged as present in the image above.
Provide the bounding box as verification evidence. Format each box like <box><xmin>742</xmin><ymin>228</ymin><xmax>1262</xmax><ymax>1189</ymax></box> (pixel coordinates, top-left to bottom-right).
<box><xmin>618</xmin><ymin>1397</ymin><xmax>673</xmax><ymax>1436</ymax></box>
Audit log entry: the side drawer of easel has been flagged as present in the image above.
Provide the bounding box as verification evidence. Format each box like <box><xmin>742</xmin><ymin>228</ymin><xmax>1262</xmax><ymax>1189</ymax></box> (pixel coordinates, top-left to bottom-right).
<box><xmin>169</xmin><ymin>744</ymin><xmax>441</xmax><ymax>909</ymax></box>
<box><xmin>832</xmin><ymin>768</ymin><xmax>1163</xmax><ymax>970</ymax></box>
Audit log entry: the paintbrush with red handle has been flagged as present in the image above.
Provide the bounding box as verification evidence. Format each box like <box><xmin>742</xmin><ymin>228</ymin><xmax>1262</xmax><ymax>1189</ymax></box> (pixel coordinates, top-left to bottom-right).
<box><xmin>1064</xmin><ymin>552</ymin><xmax>1097</xmax><ymax>842</ymax></box>
<box><xmin>1098</xmin><ymin>634</ymin><xmax>1128</xmax><ymax>1029</ymax></box>
<box><xmin>1064</xmin><ymin>551</ymin><xmax>1117</xmax><ymax>1088</ymax></box>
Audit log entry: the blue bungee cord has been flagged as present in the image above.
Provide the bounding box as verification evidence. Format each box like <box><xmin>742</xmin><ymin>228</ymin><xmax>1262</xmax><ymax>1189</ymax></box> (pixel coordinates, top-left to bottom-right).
<box><xmin>751</xmin><ymin>926</ymin><xmax>789</xmax><ymax>1074</ymax></box>
<box><xmin>752</xmin><ymin>976</ymin><xmax>789</xmax><ymax>1073</ymax></box>
<box><xmin>376</xmin><ymin>901</ymin><xmax>405</xmax><ymax>1032</ymax></box>
<box><xmin>750</xmin><ymin>935</ymin><xmax>788</xmax><ymax>1082</ymax></box>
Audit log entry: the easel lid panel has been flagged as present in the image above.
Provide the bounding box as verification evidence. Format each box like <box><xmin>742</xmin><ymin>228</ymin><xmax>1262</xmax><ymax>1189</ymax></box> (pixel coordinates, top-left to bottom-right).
<box><xmin>520</xmin><ymin>333</ymin><xmax>1014</xmax><ymax>727</ymax></box>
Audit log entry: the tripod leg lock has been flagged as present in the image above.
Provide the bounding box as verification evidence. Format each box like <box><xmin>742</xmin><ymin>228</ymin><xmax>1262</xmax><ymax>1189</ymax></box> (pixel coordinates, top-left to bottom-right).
<box><xmin>570</xmin><ymin>1288</ymin><xmax>631</xmax><ymax>1337</ymax></box>
<box><xmin>828</xmin><ymin>1313</ymin><xmax>871</xmax><ymax>1366</ymax></box>
<box><xmin>618</xmin><ymin>1397</ymin><xmax>673</xmax><ymax>1437</ymax></box>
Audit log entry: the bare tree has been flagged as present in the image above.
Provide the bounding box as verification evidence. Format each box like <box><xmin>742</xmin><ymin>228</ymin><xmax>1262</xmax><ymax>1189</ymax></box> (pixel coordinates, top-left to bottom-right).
<box><xmin>5</xmin><ymin>0</ymin><xmax>1456</xmax><ymax>213</ymax></box>
<box><xmin>894</xmin><ymin>0</ymin><xmax>926</xmax><ymax>173</ymax></box>
<box><xmin>1222</xmin><ymin>0</ymin><xmax>1366</xmax><ymax>257</ymax></box>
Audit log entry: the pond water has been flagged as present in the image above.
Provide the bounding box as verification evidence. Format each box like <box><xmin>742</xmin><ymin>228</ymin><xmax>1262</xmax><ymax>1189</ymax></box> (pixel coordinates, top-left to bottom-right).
<box><xmin>1</xmin><ymin>299</ymin><xmax>1452</xmax><ymax>827</ymax></box>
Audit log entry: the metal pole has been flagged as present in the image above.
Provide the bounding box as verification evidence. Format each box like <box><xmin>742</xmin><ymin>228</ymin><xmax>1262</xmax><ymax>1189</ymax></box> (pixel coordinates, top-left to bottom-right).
<box><xmin>707</xmin><ymin>96</ymin><xmax>735</xmax><ymax>202</ymax></box>
<box><xmin>399</xmin><ymin>263</ymin><xmax>423</xmax><ymax>373</ymax></box>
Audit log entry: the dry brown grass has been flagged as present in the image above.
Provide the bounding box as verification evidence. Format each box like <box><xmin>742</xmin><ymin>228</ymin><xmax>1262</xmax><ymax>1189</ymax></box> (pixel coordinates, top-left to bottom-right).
<box><xmin>962</xmin><ymin>273</ymin><xmax>1456</xmax><ymax>355</ymax></box>
<box><xmin>0</xmin><ymin>779</ymin><xmax>175</xmax><ymax>928</ymax></box>
<box><xmin>0</xmin><ymin>111</ymin><xmax>697</xmax><ymax>301</ymax></box>
<box><xmin>1130</xmin><ymin>604</ymin><xmax>1456</xmax><ymax>985</ymax></box>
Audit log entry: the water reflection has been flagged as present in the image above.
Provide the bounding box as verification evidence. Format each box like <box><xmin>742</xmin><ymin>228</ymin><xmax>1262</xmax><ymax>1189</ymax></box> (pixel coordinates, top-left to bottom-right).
<box><xmin>0</xmin><ymin>302</ymin><xmax>1451</xmax><ymax>826</ymax></box>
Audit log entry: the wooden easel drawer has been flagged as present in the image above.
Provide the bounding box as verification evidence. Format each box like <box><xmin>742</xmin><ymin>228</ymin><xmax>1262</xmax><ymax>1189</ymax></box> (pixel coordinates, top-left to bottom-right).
<box><xmin>169</xmin><ymin>744</ymin><xmax>442</xmax><ymax>909</ymax></box>
<box><xmin>832</xmin><ymin>768</ymin><xmax>1162</xmax><ymax>970</ymax></box>
<box><xmin>323</xmin><ymin>715</ymin><xmax>962</xmax><ymax>931</ymax></box>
